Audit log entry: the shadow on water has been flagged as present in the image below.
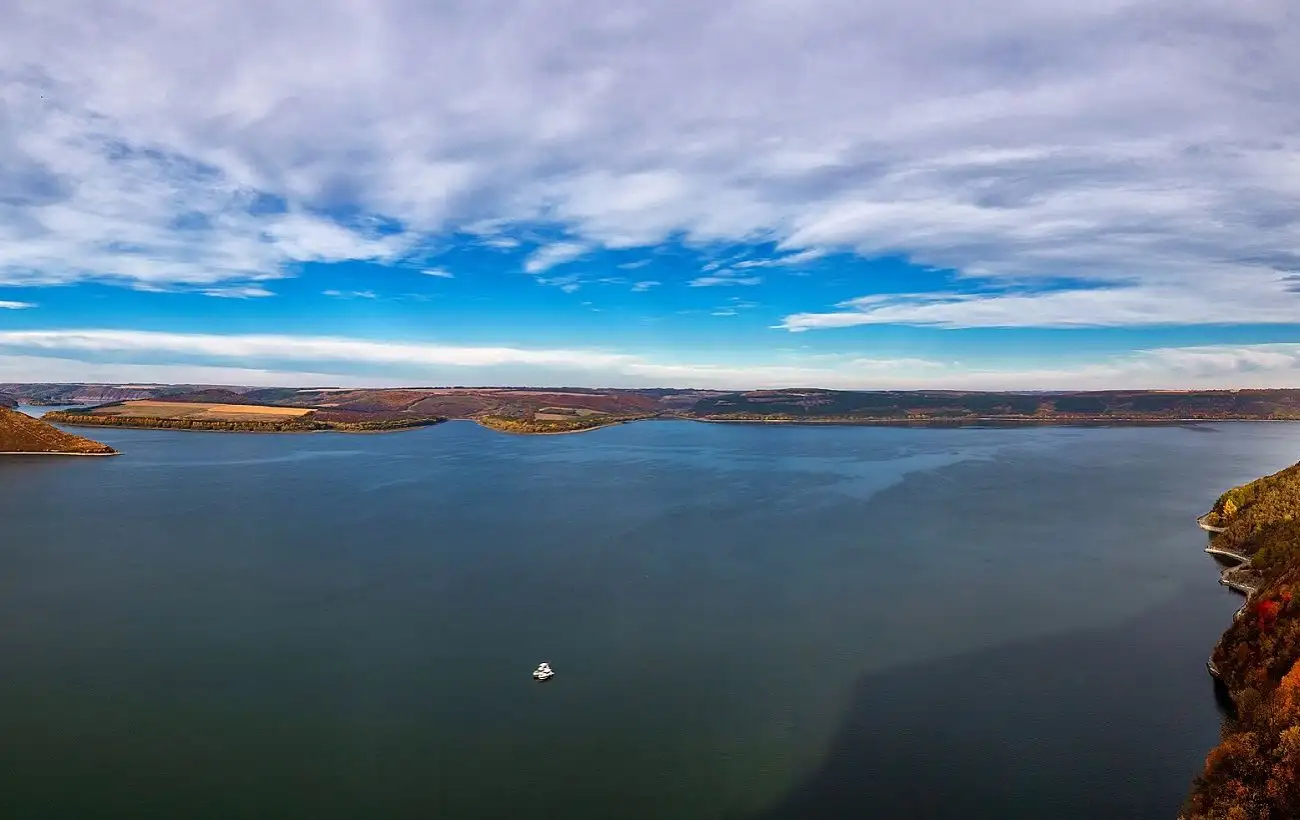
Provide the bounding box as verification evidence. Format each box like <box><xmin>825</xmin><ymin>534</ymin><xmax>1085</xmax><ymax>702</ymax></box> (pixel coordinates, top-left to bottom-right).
<box><xmin>744</xmin><ymin>588</ymin><xmax>1233</xmax><ymax>820</ymax></box>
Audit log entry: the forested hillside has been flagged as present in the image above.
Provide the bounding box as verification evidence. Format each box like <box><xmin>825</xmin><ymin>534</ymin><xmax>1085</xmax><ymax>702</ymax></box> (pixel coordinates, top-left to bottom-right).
<box><xmin>1185</xmin><ymin>463</ymin><xmax>1300</xmax><ymax>819</ymax></box>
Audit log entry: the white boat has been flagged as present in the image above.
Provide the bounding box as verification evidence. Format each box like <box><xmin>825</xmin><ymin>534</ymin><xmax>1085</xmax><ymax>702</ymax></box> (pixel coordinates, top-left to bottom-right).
<box><xmin>533</xmin><ymin>662</ymin><xmax>554</xmax><ymax>681</ymax></box>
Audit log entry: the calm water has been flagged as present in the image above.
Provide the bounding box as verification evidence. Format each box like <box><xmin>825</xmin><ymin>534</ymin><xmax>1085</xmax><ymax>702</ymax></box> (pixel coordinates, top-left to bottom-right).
<box><xmin>0</xmin><ymin>415</ymin><xmax>1292</xmax><ymax>819</ymax></box>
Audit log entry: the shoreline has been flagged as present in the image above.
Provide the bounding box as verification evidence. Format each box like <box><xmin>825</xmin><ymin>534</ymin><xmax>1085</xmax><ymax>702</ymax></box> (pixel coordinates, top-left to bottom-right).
<box><xmin>689</xmin><ymin>416</ymin><xmax>1300</xmax><ymax>426</ymax></box>
<box><xmin>47</xmin><ymin>418</ymin><xmax>447</xmax><ymax>436</ymax></box>
<box><xmin>37</xmin><ymin>413</ymin><xmax>1300</xmax><ymax>437</ymax></box>
<box><xmin>1198</xmin><ymin>523</ymin><xmax>1261</xmax><ymax>670</ymax></box>
<box><xmin>0</xmin><ymin>449</ymin><xmax>119</xmax><ymax>457</ymax></box>
<box><xmin>1196</xmin><ymin>512</ymin><xmax>1227</xmax><ymax>533</ymax></box>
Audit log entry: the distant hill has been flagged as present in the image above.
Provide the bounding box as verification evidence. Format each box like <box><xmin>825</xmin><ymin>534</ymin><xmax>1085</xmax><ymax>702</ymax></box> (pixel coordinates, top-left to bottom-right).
<box><xmin>0</xmin><ymin>406</ymin><xmax>116</xmax><ymax>455</ymax></box>
<box><xmin>687</xmin><ymin>388</ymin><xmax>1300</xmax><ymax>421</ymax></box>
<box><xmin>0</xmin><ymin>392</ymin><xmax>16</xmax><ymax>409</ymax></box>
<box><xmin>0</xmin><ymin>383</ymin><xmax>240</xmax><ymax>406</ymax></box>
<box><xmin>151</xmin><ymin>388</ymin><xmax>259</xmax><ymax>404</ymax></box>
<box><xmin>11</xmin><ymin>383</ymin><xmax>1300</xmax><ymax>427</ymax></box>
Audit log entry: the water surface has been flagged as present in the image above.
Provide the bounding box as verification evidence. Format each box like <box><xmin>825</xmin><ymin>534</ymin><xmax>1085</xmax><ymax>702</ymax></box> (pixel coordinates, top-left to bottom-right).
<box><xmin>0</xmin><ymin>419</ymin><xmax>1287</xmax><ymax>818</ymax></box>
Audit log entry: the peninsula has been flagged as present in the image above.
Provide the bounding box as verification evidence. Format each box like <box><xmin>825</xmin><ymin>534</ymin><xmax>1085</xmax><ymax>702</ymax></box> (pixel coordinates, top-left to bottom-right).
<box><xmin>41</xmin><ymin>389</ymin><xmax>446</xmax><ymax>433</ymax></box>
<box><xmin>0</xmin><ymin>406</ymin><xmax>116</xmax><ymax>455</ymax></box>
<box><xmin>14</xmin><ymin>384</ymin><xmax>1300</xmax><ymax>436</ymax></box>
<box><xmin>1184</xmin><ymin>464</ymin><xmax>1300</xmax><ymax>819</ymax></box>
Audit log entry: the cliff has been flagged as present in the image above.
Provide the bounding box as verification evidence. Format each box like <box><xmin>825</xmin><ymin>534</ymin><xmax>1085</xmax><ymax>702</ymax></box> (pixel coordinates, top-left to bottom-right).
<box><xmin>1184</xmin><ymin>463</ymin><xmax>1300</xmax><ymax>818</ymax></box>
<box><xmin>0</xmin><ymin>406</ymin><xmax>116</xmax><ymax>455</ymax></box>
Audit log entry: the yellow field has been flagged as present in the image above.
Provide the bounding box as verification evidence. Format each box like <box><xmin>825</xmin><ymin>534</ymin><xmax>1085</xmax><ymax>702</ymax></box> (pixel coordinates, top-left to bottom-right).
<box><xmin>534</xmin><ymin>408</ymin><xmax>603</xmax><ymax>420</ymax></box>
<box><xmin>96</xmin><ymin>401</ymin><xmax>313</xmax><ymax>421</ymax></box>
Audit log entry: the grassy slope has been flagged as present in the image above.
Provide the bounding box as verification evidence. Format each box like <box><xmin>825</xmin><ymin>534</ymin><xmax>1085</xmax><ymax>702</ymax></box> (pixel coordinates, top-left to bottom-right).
<box><xmin>0</xmin><ymin>406</ymin><xmax>116</xmax><ymax>454</ymax></box>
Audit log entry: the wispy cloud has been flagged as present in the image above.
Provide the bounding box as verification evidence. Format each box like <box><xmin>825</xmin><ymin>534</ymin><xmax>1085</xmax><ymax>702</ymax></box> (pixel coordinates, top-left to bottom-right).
<box><xmin>618</xmin><ymin>260</ymin><xmax>652</xmax><ymax>270</ymax></box>
<box><xmin>712</xmin><ymin>296</ymin><xmax>760</xmax><ymax>317</ymax></box>
<box><xmin>11</xmin><ymin>329</ymin><xmax>1300</xmax><ymax>390</ymax></box>
<box><xmin>3</xmin><ymin>0</ymin><xmax>1295</xmax><ymax>325</ymax></box>
<box><xmin>322</xmin><ymin>289</ymin><xmax>378</xmax><ymax>299</ymax></box>
<box><xmin>421</xmin><ymin>268</ymin><xmax>454</xmax><ymax>279</ymax></box>
<box><xmin>0</xmin><ymin>300</ymin><xmax>36</xmax><ymax>310</ymax></box>
<box><xmin>631</xmin><ymin>280</ymin><xmax>660</xmax><ymax>292</ymax></box>
<box><xmin>533</xmin><ymin>272</ymin><xmax>583</xmax><ymax>293</ymax></box>
<box><xmin>689</xmin><ymin>272</ymin><xmax>763</xmax><ymax>288</ymax></box>
<box><xmin>201</xmin><ymin>285</ymin><xmax>273</xmax><ymax>299</ymax></box>
<box><xmin>779</xmin><ymin>285</ymin><xmax>1300</xmax><ymax>331</ymax></box>
<box><xmin>732</xmin><ymin>249</ymin><xmax>826</xmax><ymax>269</ymax></box>
<box><xmin>523</xmin><ymin>242</ymin><xmax>587</xmax><ymax>275</ymax></box>
<box><xmin>0</xmin><ymin>329</ymin><xmax>635</xmax><ymax>371</ymax></box>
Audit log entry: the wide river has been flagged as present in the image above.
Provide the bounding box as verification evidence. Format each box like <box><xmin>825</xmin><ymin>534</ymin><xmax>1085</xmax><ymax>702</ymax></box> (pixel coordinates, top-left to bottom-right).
<box><xmin>1</xmin><ymin>412</ymin><xmax>1292</xmax><ymax>818</ymax></box>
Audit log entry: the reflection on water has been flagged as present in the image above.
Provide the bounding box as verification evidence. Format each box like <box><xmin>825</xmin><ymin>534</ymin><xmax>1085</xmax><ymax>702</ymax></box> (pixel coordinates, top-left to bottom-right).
<box><xmin>0</xmin><ymin>419</ymin><xmax>1286</xmax><ymax>819</ymax></box>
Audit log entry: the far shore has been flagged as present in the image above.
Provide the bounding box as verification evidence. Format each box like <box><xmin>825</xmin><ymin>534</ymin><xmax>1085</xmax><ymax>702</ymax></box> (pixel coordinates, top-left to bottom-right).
<box><xmin>46</xmin><ymin>417</ymin><xmax>447</xmax><ymax>435</ymax></box>
<box><xmin>39</xmin><ymin>412</ymin><xmax>1300</xmax><ymax>439</ymax></box>
<box><xmin>690</xmin><ymin>416</ymin><xmax>1300</xmax><ymax>426</ymax></box>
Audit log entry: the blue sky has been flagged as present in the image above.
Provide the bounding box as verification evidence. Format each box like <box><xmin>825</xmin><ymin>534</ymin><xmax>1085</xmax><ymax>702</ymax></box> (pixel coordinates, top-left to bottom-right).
<box><xmin>3</xmin><ymin>1</ymin><xmax>1300</xmax><ymax>389</ymax></box>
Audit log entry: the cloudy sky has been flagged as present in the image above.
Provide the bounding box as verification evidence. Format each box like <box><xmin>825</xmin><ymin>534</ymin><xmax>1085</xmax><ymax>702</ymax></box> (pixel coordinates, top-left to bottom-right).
<box><xmin>2</xmin><ymin>0</ymin><xmax>1299</xmax><ymax>389</ymax></box>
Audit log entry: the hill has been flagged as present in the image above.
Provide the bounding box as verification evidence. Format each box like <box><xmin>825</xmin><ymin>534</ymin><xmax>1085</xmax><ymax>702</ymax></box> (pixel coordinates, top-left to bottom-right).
<box><xmin>0</xmin><ymin>407</ymin><xmax>116</xmax><ymax>455</ymax></box>
<box><xmin>0</xmin><ymin>382</ymin><xmax>237</xmax><ymax>406</ymax></box>
<box><xmin>14</xmin><ymin>384</ymin><xmax>1300</xmax><ymax>434</ymax></box>
<box><xmin>687</xmin><ymin>388</ymin><xmax>1300</xmax><ymax>421</ymax></box>
<box><xmin>1184</xmin><ymin>463</ymin><xmax>1300</xmax><ymax>818</ymax></box>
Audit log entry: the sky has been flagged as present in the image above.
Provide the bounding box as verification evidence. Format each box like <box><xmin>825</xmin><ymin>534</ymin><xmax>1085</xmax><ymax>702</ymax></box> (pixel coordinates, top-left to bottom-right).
<box><xmin>2</xmin><ymin>0</ymin><xmax>1300</xmax><ymax>390</ymax></box>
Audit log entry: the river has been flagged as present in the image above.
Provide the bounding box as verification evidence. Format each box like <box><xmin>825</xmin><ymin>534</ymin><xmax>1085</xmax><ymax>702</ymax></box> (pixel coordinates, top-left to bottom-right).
<box><xmin>0</xmin><ymin>414</ymin><xmax>1284</xmax><ymax>818</ymax></box>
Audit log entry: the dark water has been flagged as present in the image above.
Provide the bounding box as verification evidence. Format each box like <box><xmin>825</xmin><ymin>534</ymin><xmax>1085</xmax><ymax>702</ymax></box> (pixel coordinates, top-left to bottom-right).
<box><xmin>0</xmin><ymin>417</ymin><xmax>1289</xmax><ymax>819</ymax></box>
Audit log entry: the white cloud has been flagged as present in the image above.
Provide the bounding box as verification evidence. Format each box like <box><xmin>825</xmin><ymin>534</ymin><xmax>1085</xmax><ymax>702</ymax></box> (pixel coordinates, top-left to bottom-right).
<box><xmin>0</xmin><ymin>300</ymin><xmax>36</xmax><ymax>309</ymax></box>
<box><xmin>0</xmin><ymin>329</ymin><xmax>635</xmax><ymax>372</ymax></box>
<box><xmin>0</xmin><ymin>353</ymin><xmax>397</xmax><ymax>388</ymax></box>
<box><xmin>732</xmin><ymin>249</ymin><xmax>826</xmax><ymax>268</ymax></box>
<box><xmin>618</xmin><ymin>260</ymin><xmax>652</xmax><ymax>270</ymax></box>
<box><xmin>780</xmin><ymin>284</ymin><xmax>1300</xmax><ymax>331</ymax></box>
<box><xmin>322</xmin><ymin>289</ymin><xmax>378</xmax><ymax>299</ymax></box>
<box><xmin>523</xmin><ymin>242</ymin><xmax>587</xmax><ymax>274</ymax></box>
<box><xmin>631</xmin><ymin>280</ymin><xmax>660</xmax><ymax>292</ymax></box>
<box><xmin>11</xmin><ymin>327</ymin><xmax>1300</xmax><ymax>391</ymax></box>
<box><xmin>689</xmin><ymin>272</ymin><xmax>763</xmax><ymax>288</ymax></box>
<box><xmin>421</xmin><ymin>267</ymin><xmax>454</xmax><ymax>278</ymax></box>
<box><xmin>535</xmin><ymin>272</ymin><xmax>583</xmax><ymax>292</ymax></box>
<box><xmin>201</xmin><ymin>285</ymin><xmax>273</xmax><ymax>299</ymax></box>
<box><xmin>2</xmin><ymin>0</ymin><xmax>1299</xmax><ymax>326</ymax></box>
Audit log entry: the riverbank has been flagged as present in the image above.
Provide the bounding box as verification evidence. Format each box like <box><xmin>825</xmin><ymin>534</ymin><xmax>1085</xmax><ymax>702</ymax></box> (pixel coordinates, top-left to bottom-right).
<box><xmin>0</xmin><ymin>450</ymin><xmax>120</xmax><ymax>457</ymax></box>
<box><xmin>45</xmin><ymin>412</ymin><xmax>447</xmax><ymax>435</ymax></box>
<box><xmin>1196</xmin><ymin>513</ymin><xmax>1227</xmax><ymax>534</ymax></box>
<box><xmin>1182</xmin><ymin>465</ymin><xmax>1300</xmax><ymax>818</ymax></box>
